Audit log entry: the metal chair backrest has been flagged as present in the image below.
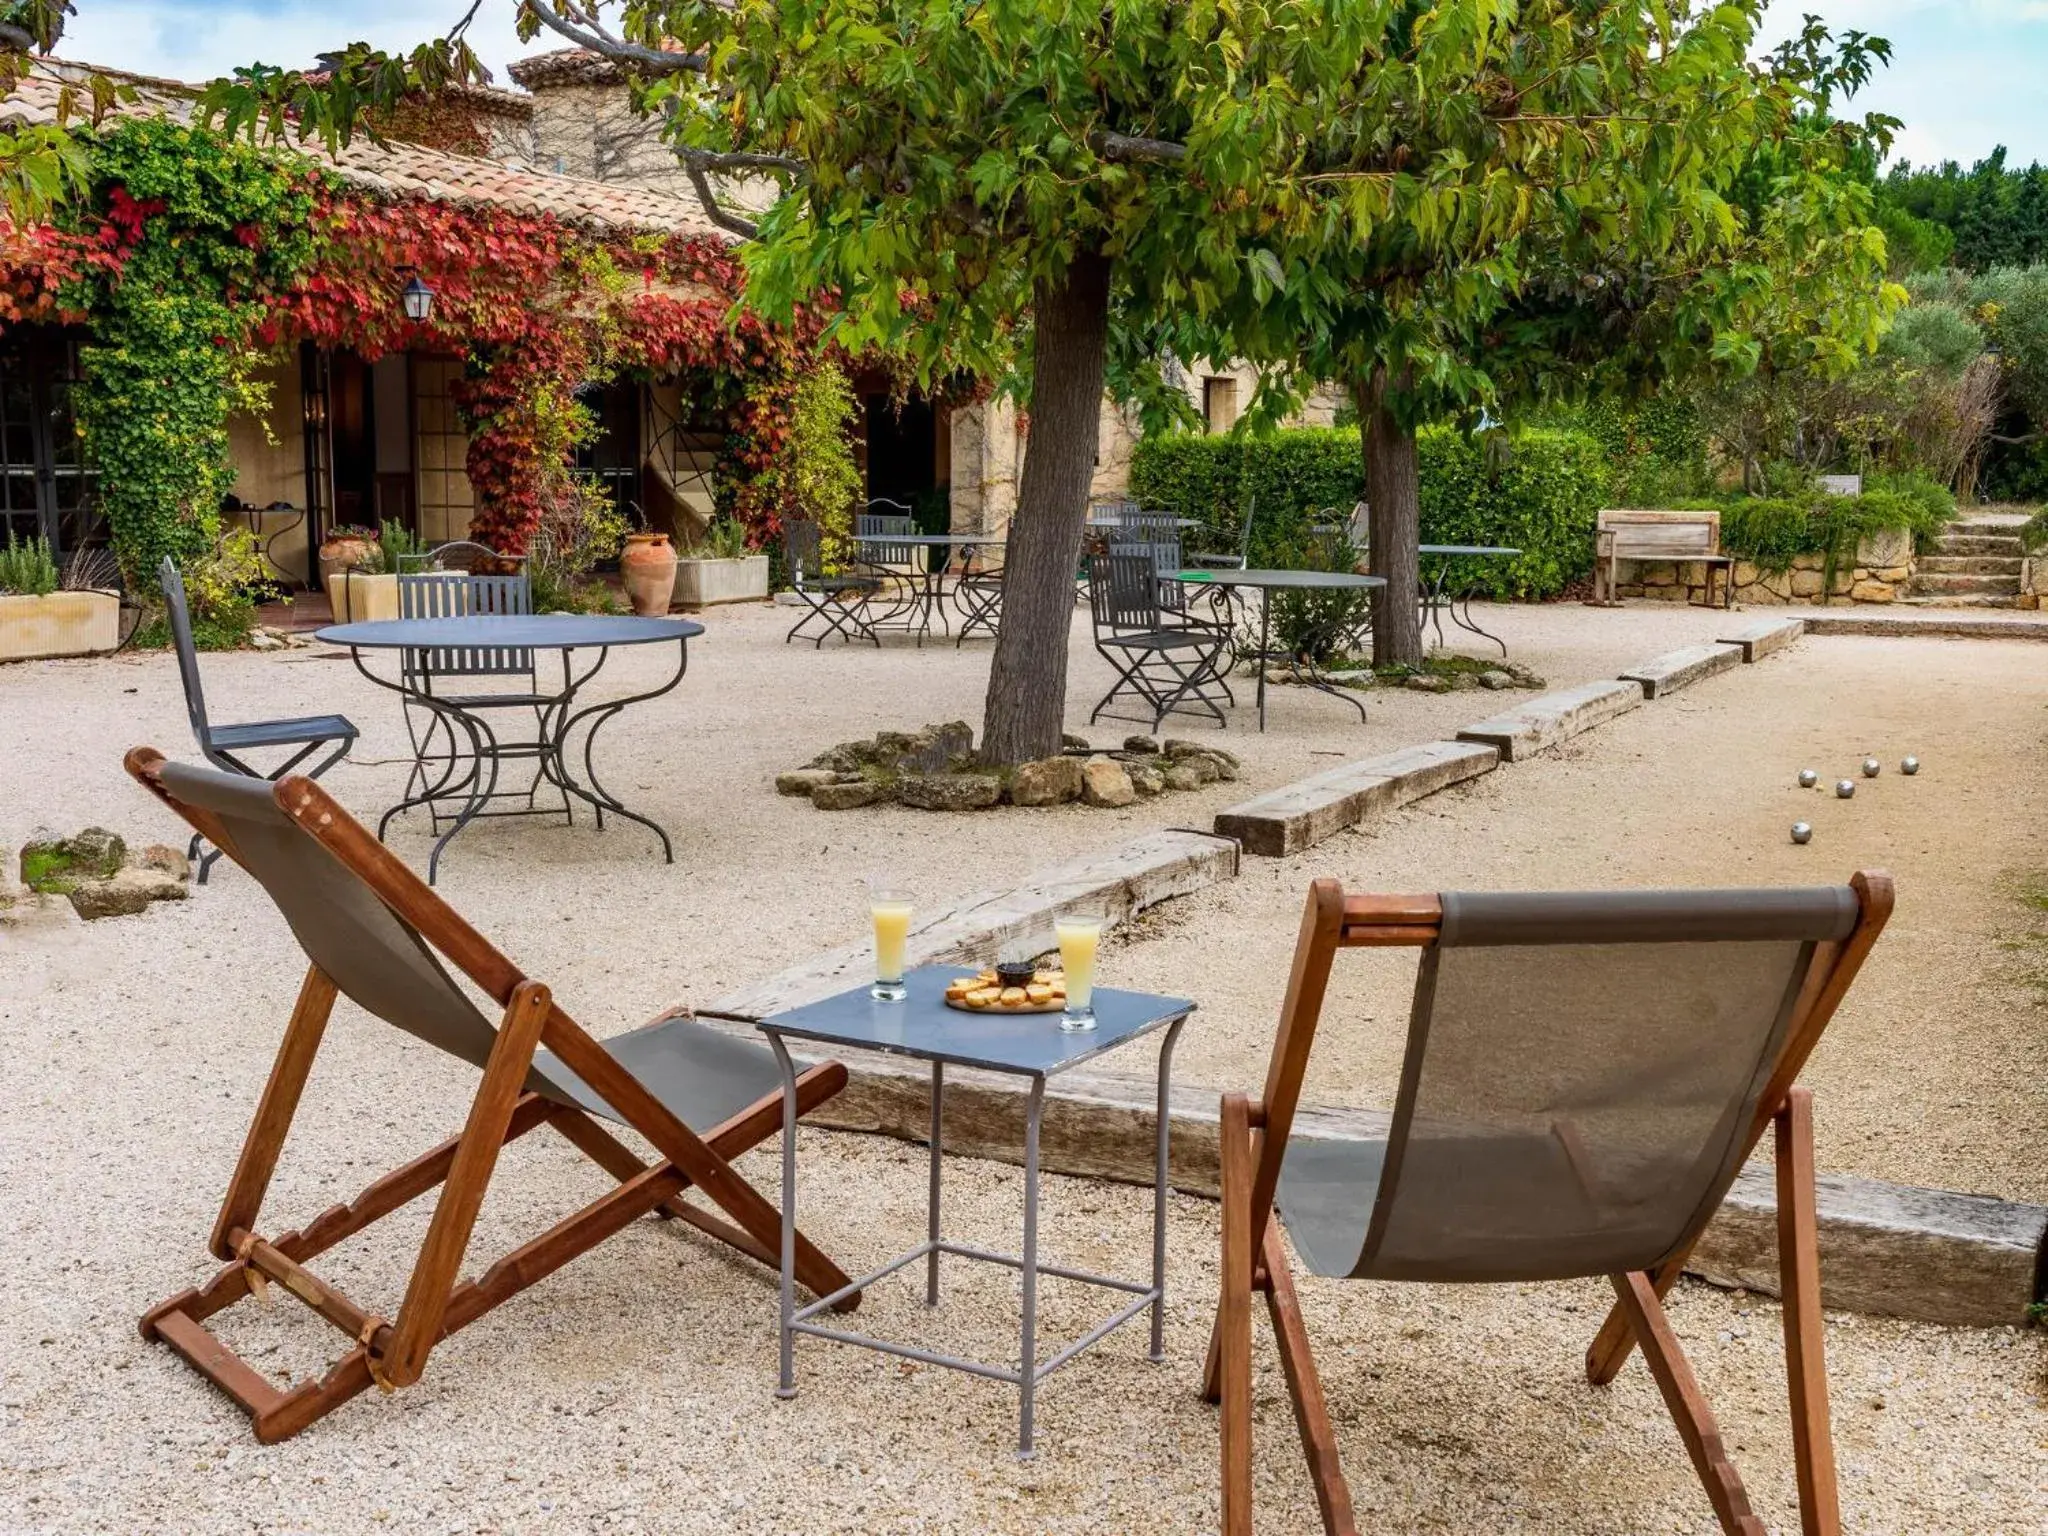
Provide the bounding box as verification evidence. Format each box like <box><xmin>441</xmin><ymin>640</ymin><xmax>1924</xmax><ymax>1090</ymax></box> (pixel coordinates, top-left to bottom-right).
<box><xmin>784</xmin><ymin>519</ymin><xmax>827</xmax><ymax>590</ymax></box>
<box><xmin>397</xmin><ymin>572</ymin><xmax>536</xmax><ymax>690</ymax></box>
<box><xmin>1089</xmin><ymin>550</ymin><xmax>1163</xmax><ymax>636</ymax></box>
<box><xmin>1088</xmin><ymin>497</ymin><xmax>1144</xmax><ymax>528</ymax></box>
<box><xmin>396</xmin><ymin>539</ymin><xmax>525</xmax><ymax>576</ymax></box>
<box><xmin>158</xmin><ymin>557</ymin><xmax>218</xmax><ymax>760</ymax></box>
<box><xmin>856</xmin><ymin>511</ymin><xmax>918</xmax><ymax>570</ymax></box>
<box><xmin>1289</xmin><ymin>885</ymin><xmax>1866</xmax><ymax>1285</ymax></box>
<box><xmin>1224</xmin><ymin>493</ymin><xmax>1257</xmax><ymax>565</ymax></box>
<box><xmin>1110</xmin><ymin>515</ymin><xmax>1185</xmax><ymax>606</ymax></box>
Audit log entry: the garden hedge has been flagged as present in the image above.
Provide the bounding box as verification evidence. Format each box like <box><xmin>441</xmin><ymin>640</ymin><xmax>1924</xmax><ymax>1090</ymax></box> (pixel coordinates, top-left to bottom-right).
<box><xmin>1128</xmin><ymin>424</ymin><xmax>1610</xmax><ymax>599</ymax></box>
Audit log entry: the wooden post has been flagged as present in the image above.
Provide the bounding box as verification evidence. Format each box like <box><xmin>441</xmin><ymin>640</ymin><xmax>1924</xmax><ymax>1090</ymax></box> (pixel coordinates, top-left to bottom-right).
<box><xmin>1776</xmin><ymin>1086</ymin><xmax>1842</xmax><ymax>1536</ymax></box>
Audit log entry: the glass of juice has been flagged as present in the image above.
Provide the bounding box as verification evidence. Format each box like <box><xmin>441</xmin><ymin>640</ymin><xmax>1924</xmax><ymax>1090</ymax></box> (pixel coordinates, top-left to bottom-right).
<box><xmin>869</xmin><ymin>879</ymin><xmax>913</xmax><ymax>1002</ymax></box>
<box><xmin>1054</xmin><ymin>912</ymin><xmax>1102</xmax><ymax>1032</ymax></box>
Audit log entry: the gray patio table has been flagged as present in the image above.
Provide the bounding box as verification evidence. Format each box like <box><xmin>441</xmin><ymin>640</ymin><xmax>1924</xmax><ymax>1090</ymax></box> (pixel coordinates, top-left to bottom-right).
<box><xmin>315</xmin><ymin>612</ymin><xmax>703</xmax><ymax>882</ymax></box>
<box><xmin>1172</xmin><ymin>567</ymin><xmax>1388</xmax><ymax>731</ymax></box>
<box><xmin>1419</xmin><ymin>543</ymin><xmax>1521</xmax><ymax>656</ymax></box>
<box><xmin>855</xmin><ymin>532</ymin><xmax>1005</xmax><ymax>645</ymax></box>
<box><xmin>757</xmin><ymin>964</ymin><xmax>1193</xmax><ymax>1456</ymax></box>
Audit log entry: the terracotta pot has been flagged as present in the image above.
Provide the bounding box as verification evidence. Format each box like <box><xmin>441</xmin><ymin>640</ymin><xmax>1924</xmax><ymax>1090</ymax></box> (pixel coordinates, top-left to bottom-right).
<box><xmin>619</xmin><ymin>532</ymin><xmax>678</xmax><ymax>616</ymax></box>
<box><xmin>317</xmin><ymin>535</ymin><xmax>378</xmax><ymax>596</ymax></box>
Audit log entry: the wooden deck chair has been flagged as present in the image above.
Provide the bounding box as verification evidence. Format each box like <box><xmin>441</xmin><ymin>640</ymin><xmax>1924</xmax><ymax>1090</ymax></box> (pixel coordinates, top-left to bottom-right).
<box><xmin>1210</xmin><ymin>873</ymin><xmax>1893</xmax><ymax>1536</ymax></box>
<box><xmin>125</xmin><ymin>748</ymin><xmax>861</xmax><ymax>1442</ymax></box>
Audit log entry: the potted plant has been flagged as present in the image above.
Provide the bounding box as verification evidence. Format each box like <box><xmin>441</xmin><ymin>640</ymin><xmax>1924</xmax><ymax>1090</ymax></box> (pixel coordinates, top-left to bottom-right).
<box><xmin>329</xmin><ymin>522</ymin><xmax>412</xmax><ymax>624</ymax></box>
<box><xmin>318</xmin><ymin>524</ymin><xmax>379</xmax><ymax>590</ymax></box>
<box><xmin>0</xmin><ymin>533</ymin><xmax>120</xmax><ymax>663</ymax></box>
<box><xmin>673</xmin><ymin>519</ymin><xmax>769</xmax><ymax>608</ymax></box>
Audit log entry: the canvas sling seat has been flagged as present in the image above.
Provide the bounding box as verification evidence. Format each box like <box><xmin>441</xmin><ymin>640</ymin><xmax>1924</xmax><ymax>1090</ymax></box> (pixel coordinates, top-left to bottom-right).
<box><xmin>1212</xmin><ymin>875</ymin><xmax>1893</xmax><ymax>1536</ymax></box>
<box><xmin>127</xmin><ymin>748</ymin><xmax>859</xmax><ymax>1442</ymax></box>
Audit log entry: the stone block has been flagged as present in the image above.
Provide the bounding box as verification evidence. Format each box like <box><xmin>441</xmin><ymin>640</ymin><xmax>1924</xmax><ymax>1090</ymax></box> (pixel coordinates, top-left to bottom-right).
<box><xmin>896</xmin><ymin>773</ymin><xmax>1003</xmax><ymax>811</ymax></box>
<box><xmin>776</xmin><ymin>768</ymin><xmax>842</xmax><ymax>797</ymax></box>
<box><xmin>68</xmin><ymin>867</ymin><xmax>188</xmax><ymax>920</ymax></box>
<box><xmin>1080</xmin><ymin>759</ymin><xmax>1137</xmax><ymax>808</ymax></box>
<box><xmin>1717</xmin><ymin>618</ymin><xmax>1804</xmax><ymax>661</ymax></box>
<box><xmin>811</xmin><ymin>780</ymin><xmax>886</xmax><ymax>811</ymax></box>
<box><xmin>1008</xmin><ymin>755</ymin><xmax>1084</xmax><ymax>806</ymax></box>
<box><xmin>1215</xmin><ymin>740</ymin><xmax>1501</xmax><ymax>857</ymax></box>
<box><xmin>133</xmin><ymin>844</ymin><xmax>191</xmax><ymax>882</ymax></box>
<box><xmin>1850</xmin><ymin>578</ymin><xmax>1896</xmax><ymax>603</ymax></box>
<box><xmin>1128</xmin><ymin>763</ymin><xmax>1165</xmax><ymax>797</ymax></box>
<box><xmin>1455</xmin><ymin>680</ymin><xmax>1646</xmax><ymax>763</ymax></box>
<box><xmin>1617</xmin><ymin>642</ymin><xmax>1744</xmax><ymax>699</ymax></box>
<box><xmin>1164</xmin><ymin>758</ymin><xmax>1218</xmax><ymax>791</ymax></box>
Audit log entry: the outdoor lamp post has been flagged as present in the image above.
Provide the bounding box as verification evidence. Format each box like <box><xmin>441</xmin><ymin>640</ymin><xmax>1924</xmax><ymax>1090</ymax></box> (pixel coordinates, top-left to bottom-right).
<box><xmin>400</xmin><ymin>272</ymin><xmax>435</xmax><ymax>323</ymax></box>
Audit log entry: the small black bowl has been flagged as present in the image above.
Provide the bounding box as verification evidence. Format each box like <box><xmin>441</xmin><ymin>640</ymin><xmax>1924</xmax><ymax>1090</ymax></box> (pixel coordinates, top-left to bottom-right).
<box><xmin>995</xmin><ymin>959</ymin><xmax>1039</xmax><ymax>989</ymax></box>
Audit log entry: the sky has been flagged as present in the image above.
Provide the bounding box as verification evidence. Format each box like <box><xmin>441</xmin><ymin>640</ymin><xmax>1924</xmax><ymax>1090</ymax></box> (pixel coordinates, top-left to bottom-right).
<box><xmin>55</xmin><ymin>0</ymin><xmax>2048</xmax><ymax>171</ymax></box>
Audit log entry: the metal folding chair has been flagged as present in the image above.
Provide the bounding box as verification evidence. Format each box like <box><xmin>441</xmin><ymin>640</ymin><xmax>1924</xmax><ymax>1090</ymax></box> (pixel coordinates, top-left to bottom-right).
<box><xmin>783</xmin><ymin>519</ymin><xmax>881</xmax><ymax>647</ymax></box>
<box><xmin>159</xmin><ymin>557</ymin><xmax>355</xmax><ymax>883</ymax></box>
<box><xmin>1087</xmin><ymin>551</ymin><xmax>1231</xmax><ymax>730</ymax></box>
<box><xmin>1188</xmin><ymin>493</ymin><xmax>1256</xmax><ymax>571</ymax></box>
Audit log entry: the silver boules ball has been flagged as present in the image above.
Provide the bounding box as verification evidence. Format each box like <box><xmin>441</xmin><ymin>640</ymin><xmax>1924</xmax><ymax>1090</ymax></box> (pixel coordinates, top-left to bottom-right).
<box><xmin>1835</xmin><ymin>779</ymin><xmax>1856</xmax><ymax>799</ymax></box>
<box><xmin>1797</xmin><ymin>768</ymin><xmax>1819</xmax><ymax>788</ymax></box>
<box><xmin>1861</xmin><ymin>757</ymin><xmax>1881</xmax><ymax>778</ymax></box>
<box><xmin>1901</xmin><ymin>756</ymin><xmax>1920</xmax><ymax>776</ymax></box>
<box><xmin>1791</xmin><ymin>822</ymin><xmax>1813</xmax><ymax>845</ymax></box>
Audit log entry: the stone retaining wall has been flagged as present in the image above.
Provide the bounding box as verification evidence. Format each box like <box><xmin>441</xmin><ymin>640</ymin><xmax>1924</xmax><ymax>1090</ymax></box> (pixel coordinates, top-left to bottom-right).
<box><xmin>1615</xmin><ymin>529</ymin><xmax>1915</xmax><ymax>606</ymax></box>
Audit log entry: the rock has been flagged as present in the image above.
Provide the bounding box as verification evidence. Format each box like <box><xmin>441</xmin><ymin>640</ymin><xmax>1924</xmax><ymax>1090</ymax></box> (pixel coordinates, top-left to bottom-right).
<box><xmin>1478</xmin><ymin>670</ymin><xmax>1514</xmax><ymax>690</ymax></box>
<box><xmin>1164</xmin><ymin>757</ymin><xmax>1219</xmax><ymax>791</ymax></box>
<box><xmin>776</xmin><ymin>768</ymin><xmax>843</xmax><ymax>797</ymax></box>
<box><xmin>1449</xmin><ymin>672</ymin><xmax>1480</xmax><ymax>690</ymax></box>
<box><xmin>68</xmin><ymin>866</ymin><xmax>187</xmax><ymax>920</ymax></box>
<box><xmin>1849</xmin><ymin>578</ymin><xmax>1895</xmax><ymax>603</ymax></box>
<box><xmin>1790</xmin><ymin>567</ymin><xmax>1826</xmax><ymax>598</ymax></box>
<box><xmin>1122</xmin><ymin>734</ymin><xmax>1160</xmax><ymax>755</ymax></box>
<box><xmin>1404</xmin><ymin>673</ymin><xmax>1453</xmax><ymax>693</ymax></box>
<box><xmin>806</xmin><ymin>743</ymin><xmax>872</xmax><ymax>774</ymax></box>
<box><xmin>1163</xmin><ymin>738</ymin><xmax>1215</xmax><ymax>761</ymax></box>
<box><xmin>1128</xmin><ymin>763</ymin><xmax>1166</xmax><ymax>797</ymax></box>
<box><xmin>132</xmin><ymin>844</ymin><xmax>191</xmax><ymax>882</ymax></box>
<box><xmin>20</xmin><ymin>826</ymin><xmax>126</xmax><ymax>893</ymax></box>
<box><xmin>811</xmin><ymin>780</ymin><xmax>887</xmax><ymax>811</ymax></box>
<box><xmin>1189</xmin><ymin>750</ymin><xmax>1239</xmax><ymax>782</ymax></box>
<box><xmin>896</xmin><ymin>773</ymin><xmax>1003</xmax><ymax>811</ymax></box>
<box><xmin>1061</xmin><ymin>733</ymin><xmax>1093</xmax><ymax>754</ymax></box>
<box><xmin>249</xmin><ymin>630</ymin><xmax>284</xmax><ymax>651</ymax></box>
<box><xmin>1008</xmin><ymin>755</ymin><xmax>1084</xmax><ymax>807</ymax></box>
<box><xmin>1080</xmin><ymin>759</ymin><xmax>1137</xmax><ymax>808</ymax></box>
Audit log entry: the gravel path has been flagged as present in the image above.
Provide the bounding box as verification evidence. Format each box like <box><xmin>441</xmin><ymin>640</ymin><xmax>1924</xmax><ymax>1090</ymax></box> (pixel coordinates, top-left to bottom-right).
<box><xmin>2</xmin><ymin>601</ymin><xmax>2044</xmax><ymax>1532</ymax></box>
<box><xmin>1109</xmin><ymin>632</ymin><xmax>2048</xmax><ymax>1204</ymax></box>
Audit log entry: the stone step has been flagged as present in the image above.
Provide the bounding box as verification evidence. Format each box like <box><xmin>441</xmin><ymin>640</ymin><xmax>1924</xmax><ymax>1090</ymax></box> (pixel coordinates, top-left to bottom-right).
<box><xmin>1895</xmin><ymin>593</ymin><xmax>2023</xmax><ymax>609</ymax></box>
<box><xmin>1917</xmin><ymin>553</ymin><xmax>2026</xmax><ymax>576</ymax></box>
<box><xmin>1933</xmin><ymin>533</ymin><xmax>2024</xmax><ymax>556</ymax></box>
<box><xmin>1909</xmin><ymin>572</ymin><xmax>2023</xmax><ymax>597</ymax></box>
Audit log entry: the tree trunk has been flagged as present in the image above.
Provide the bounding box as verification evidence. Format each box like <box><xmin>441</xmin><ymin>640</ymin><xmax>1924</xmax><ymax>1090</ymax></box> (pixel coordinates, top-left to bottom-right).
<box><xmin>1357</xmin><ymin>369</ymin><xmax>1423</xmax><ymax>667</ymax></box>
<box><xmin>979</xmin><ymin>248</ymin><xmax>1112</xmax><ymax>766</ymax></box>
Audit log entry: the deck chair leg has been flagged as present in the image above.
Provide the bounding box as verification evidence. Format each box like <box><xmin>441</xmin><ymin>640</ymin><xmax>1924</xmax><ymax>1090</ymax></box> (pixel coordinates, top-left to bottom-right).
<box><xmin>1609</xmin><ymin>1272</ymin><xmax>1765</xmax><ymax>1536</ymax></box>
<box><xmin>1776</xmin><ymin>1086</ymin><xmax>1841</xmax><ymax>1536</ymax></box>
<box><xmin>1219</xmin><ymin>1093</ymin><xmax>1256</xmax><ymax>1536</ymax></box>
<box><xmin>209</xmin><ymin>965</ymin><xmax>338</xmax><ymax>1259</ymax></box>
<box><xmin>1262</xmin><ymin>1224</ymin><xmax>1357</xmax><ymax>1536</ymax></box>
<box><xmin>380</xmin><ymin>981</ymin><xmax>553</xmax><ymax>1389</ymax></box>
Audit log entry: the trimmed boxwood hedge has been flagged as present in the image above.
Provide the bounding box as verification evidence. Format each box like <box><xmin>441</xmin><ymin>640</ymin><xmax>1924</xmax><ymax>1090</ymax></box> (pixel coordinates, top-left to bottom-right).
<box><xmin>1127</xmin><ymin>425</ymin><xmax>1611</xmax><ymax>599</ymax></box>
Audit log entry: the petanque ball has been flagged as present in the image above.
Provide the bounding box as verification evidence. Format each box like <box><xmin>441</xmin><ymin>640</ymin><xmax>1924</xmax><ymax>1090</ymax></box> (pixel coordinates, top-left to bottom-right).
<box><xmin>1902</xmin><ymin>756</ymin><xmax>1920</xmax><ymax>775</ymax></box>
<box><xmin>1798</xmin><ymin>768</ymin><xmax>1819</xmax><ymax>788</ymax></box>
<box><xmin>1861</xmin><ymin>757</ymin><xmax>1881</xmax><ymax>778</ymax></box>
<box><xmin>1791</xmin><ymin>822</ymin><xmax>1813</xmax><ymax>845</ymax></box>
<box><xmin>1835</xmin><ymin>779</ymin><xmax>1856</xmax><ymax>799</ymax></box>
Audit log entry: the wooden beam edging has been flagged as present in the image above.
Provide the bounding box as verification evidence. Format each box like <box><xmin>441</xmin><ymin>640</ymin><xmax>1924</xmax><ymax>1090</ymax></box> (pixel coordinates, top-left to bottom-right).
<box><xmin>1213</xmin><ymin>741</ymin><xmax>1499</xmax><ymax>858</ymax></box>
<box><xmin>677</xmin><ymin>1020</ymin><xmax>2046</xmax><ymax>1328</ymax></box>
<box><xmin>1617</xmin><ymin>641</ymin><xmax>1745</xmax><ymax>699</ymax></box>
<box><xmin>1800</xmin><ymin>614</ymin><xmax>2048</xmax><ymax>641</ymax></box>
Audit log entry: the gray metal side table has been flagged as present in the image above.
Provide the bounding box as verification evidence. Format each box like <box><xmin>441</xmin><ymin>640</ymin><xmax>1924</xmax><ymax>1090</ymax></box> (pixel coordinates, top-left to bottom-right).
<box><xmin>757</xmin><ymin>964</ymin><xmax>1193</xmax><ymax>1456</ymax></box>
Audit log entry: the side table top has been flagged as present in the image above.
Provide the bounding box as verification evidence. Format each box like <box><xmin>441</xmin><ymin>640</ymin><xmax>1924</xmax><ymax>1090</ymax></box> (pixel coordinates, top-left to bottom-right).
<box><xmin>758</xmin><ymin>964</ymin><xmax>1193</xmax><ymax>1077</ymax></box>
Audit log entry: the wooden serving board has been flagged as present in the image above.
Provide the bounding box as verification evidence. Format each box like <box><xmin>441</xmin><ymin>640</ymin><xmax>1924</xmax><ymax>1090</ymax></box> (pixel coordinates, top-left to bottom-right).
<box><xmin>942</xmin><ymin>970</ymin><xmax>1068</xmax><ymax>1014</ymax></box>
<box><xmin>943</xmin><ymin>994</ymin><xmax>1066</xmax><ymax>1015</ymax></box>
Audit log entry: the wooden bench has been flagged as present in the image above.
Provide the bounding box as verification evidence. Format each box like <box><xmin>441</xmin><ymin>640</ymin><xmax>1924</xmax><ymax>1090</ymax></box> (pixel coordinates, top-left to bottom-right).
<box><xmin>1592</xmin><ymin>509</ymin><xmax>1735</xmax><ymax>608</ymax></box>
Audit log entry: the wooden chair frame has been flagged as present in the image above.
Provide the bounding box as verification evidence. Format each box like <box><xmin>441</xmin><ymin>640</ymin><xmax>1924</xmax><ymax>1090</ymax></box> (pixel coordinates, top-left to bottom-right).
<box><xmin>1208</xmin><ymin>872</ymin><xmax>1893</xmax><ymax>1536</ymax></box>
<box><xmin>126</xmin><ymin>747</ymin><xmax>861</xmax><ymax>1442</ymax></box>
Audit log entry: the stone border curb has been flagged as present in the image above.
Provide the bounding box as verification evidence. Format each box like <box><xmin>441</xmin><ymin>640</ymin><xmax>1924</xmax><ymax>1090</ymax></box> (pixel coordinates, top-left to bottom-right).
<box><xmin>1718</xmin><ymin>617</ymin><xmax>1805</xmax><ymax>661</ymax></box>
<box><xmin>1455</xmin><ymin>678</ymin><xmax>1645</xmax><ymax>762</ymax></box>
<box><xmin>1801</xmin><ymin>613</ymin><xmax>2048</xmax><ymax>641</ymax></box>
<box><xmin>1618</xmin><ymin>641</ymin><xmax>1745</xmax><ymax>699</ymax></box>
<box><xmin>1212</xmin><ymin>741</ymin><xmax>1500</xmax><ymax>857</ymax></box>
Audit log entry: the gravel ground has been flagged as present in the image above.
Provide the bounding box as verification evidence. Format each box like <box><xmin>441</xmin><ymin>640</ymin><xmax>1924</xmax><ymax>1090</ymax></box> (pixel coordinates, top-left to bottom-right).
<box><xmin>2</xmin><ymin>601</ymin><xmax>2044</xmax><ymax>1532</ymax></box>
<box><xmin>1110</xmin><ymin>632</ymin><xmax>2048</xmax><ymax>1204</ymax></box>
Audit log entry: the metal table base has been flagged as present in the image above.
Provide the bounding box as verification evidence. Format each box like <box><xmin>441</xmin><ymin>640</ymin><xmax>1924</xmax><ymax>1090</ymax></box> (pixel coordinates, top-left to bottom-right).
<box><xmin>767</xmin><ymin>1021</ymin><xmax>1182</xmax><ymax>1457</ymax></box>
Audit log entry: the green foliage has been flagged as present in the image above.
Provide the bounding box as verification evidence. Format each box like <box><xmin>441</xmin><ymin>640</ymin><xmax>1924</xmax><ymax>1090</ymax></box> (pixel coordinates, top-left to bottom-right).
<box><xmin>1557</xmin><ymin>398</ymin><xmax>1712</xmax><ymax>507</ymax></box>
<box><xmin>530</xmin><ymin>476</ymin><xmax>626</xmax><ymax>615</ymax></box>
<box><xmin>0</xmin><ymin>530</ymin><xmax>58</xmax><ymax>596</ymax></box>
<box><xmin>773</xmin><ymin>362</ymin><xmax>863</xmax><ymax>561</ymax></box>
<box><xmin>696</xmin><ymin>519</ymin><xmax>752</xmax><ymax>559</ymax></box>
<box><xmin>1711</xmin><ymin>472</ymin><xmax>1954</xmax><ymax>579</ymax></box>
<box><xmin>65</xmin><ymin>118</ymin><xmax>323</xmax><ymax>590</ymax></box>
<box><xmin>142</xmin><ymin>527</ymin><xmax>269</xmax><ymax>649</ymax></box>
<box><xmin>1266</xmin><ymin>535</ymin><xmax>1370</xmax><ymax>664</ymax></box>
<box><xmin>1133</xmin><ymin>425</ymin><xmax>1609</xmax><ymax>600</ymax></box>
<box><xmin>1881</xmin><ymin>149</ymin><xmax>2048</xmax><ymax>273</ymax></box>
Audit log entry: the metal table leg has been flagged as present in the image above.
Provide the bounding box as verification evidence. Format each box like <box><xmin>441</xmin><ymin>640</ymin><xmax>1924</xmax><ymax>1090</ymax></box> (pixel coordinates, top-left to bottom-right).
<box><xmin>927</xmin><ymin>1060</ymin><xmax>943</xmax><ymax>1306</ymax></box>
<box><xmin>769</xmin><ymin>1032</ymin><xmax>800</xmax><ymax>1400</ymax></box>
<box><xmin>1018</xmin><ymin>1074</ymin><xmax>1045</xmax><ymax>1458</ymax></box>
<box><xmin>1151</xmin><ymin>1017</ymin><xmax>1184</xmax><ymax>1362</ymax></box>
<box><xmin>1255</xmin><ymin>596</ymin><xmax>1271</xmax><ymax>733</ymax></box>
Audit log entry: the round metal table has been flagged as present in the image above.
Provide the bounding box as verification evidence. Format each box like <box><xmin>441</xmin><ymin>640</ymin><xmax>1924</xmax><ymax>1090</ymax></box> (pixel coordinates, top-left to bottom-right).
<box><xmin>856</xmin><ymin>533</ymin><xmax>1006</xmax><ymax>645</ymax></box>
<box><xmin>1418</xmin><ymin>544</ymin><xmax>1521</xmax><ymax>655</ymax></box>
<box><xmin>1173</xmin><ymin>568</ymin><xmax>1386</xmax><ymax>731</ymax></box>
<box><xmin>316</xmin><ymin>613</ymin><xmax>703</xmax><ymax>881</ymax></box>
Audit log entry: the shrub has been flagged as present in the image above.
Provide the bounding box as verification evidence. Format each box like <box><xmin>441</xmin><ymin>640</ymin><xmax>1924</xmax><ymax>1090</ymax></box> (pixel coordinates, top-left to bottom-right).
<box><xmin>1710</xmin><ymin>472</ymin><xmax>1955</xmax><ymax>583</ymax></box>
<box><xmin>1129</xmin><ymin>424</ymin><xmax>1610</xmax><ymax>599</ymax></box>
<box><xmin>0</xmin><ymin>531</ymin><xmax>60</xmax><ymax>596</ymax></box>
